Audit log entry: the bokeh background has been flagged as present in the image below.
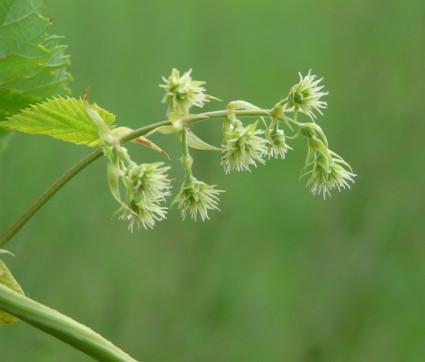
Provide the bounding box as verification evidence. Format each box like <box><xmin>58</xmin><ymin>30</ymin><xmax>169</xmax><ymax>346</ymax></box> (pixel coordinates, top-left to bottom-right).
<box><xmin>1</xmin><ymin>0</ymin><xmax>425</xmax><ymax>361</ymax></box>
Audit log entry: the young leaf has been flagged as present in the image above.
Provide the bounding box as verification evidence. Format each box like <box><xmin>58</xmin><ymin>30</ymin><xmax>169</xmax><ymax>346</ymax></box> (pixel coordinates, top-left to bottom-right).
<box><xmin>0</xmin><ymin>259</ymin><xmax>25</xmax><ymax>325</ymax></box>
<box><xmin>2</xmin><ymin>97</ymin><xmax>116</xmax><ymax>146</ymax></box>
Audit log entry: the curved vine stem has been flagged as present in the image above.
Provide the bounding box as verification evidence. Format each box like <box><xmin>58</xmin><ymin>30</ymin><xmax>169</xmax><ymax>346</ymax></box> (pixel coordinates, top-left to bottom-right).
<box><xmin>0</xmin><ymin>283</ymin><xmax>137</xmax><ymax>362</ymax></box>
<box><xmin>0</xmin><ymin>108</ymin><xmax>305</xmax><ymax>248</ymax></box>
<box><xmin>0</xmin><ymin>150</ymin><xmax>103</xmax><ymax>248</ymax></box>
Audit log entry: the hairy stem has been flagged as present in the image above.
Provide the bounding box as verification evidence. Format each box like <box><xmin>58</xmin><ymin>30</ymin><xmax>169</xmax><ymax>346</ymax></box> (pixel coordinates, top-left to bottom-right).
<box><xmin>0</xmin><ymin>283</ymin><xmax>137</xmax><ymax>361</ymax></box>
<box><xmin>0</xmin><ymin>107</ymin><xmax>303</xmax><ymax>247</ymax></box>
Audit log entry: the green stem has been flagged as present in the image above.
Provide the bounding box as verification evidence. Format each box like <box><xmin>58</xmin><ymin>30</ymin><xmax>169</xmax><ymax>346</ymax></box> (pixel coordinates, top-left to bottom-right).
<box><xmin>118</xmin><ymin>109</ymin><xmax>274</xmax><ymax>145</ymax></box>
<box><xmin>0</xmin><ymin>283</ymin><xmax>137</xmax><ymax>361</ymax></box>
<box><xmin>0</xmin><ymin>107</ymin><xmax>303</xmax><ymax>248</ymax></box>
<box><xmin>179</xmin><ymin>128</ymin><xmax>194</xmax><ymax>184</ymax></box>
<box><xmin>0</xmin><ymin>150</ymin><xmax>103</xmax><ymax>248</ymax></box>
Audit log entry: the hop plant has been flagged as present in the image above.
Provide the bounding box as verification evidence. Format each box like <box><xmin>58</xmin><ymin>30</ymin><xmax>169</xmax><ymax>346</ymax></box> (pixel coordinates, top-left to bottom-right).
<box><xmin>172</xmin><ymin>176</ymin><xmax>223</xmax><ymax>221</ymax></box>
<box><xmin>287</xmin><ymin>70</ymin><xmax>328</xmax><ymax>119</ymax></box>
<box><xmin>221</xmin><ymin>119</ymin><xmax>268</xmax><ymax>174</ymax></box>
<box><xmin>301</xmin><ymin>136</ymin><xmax>356</xmax><ymax>198</ymax></box>
<box><xmin>0</xmin><ymin>19</ymin><xmax>362</xmax><ymax>361</ymax></box>
<box><xmin>160</xmin><ymin>68</ymin><xmax>210</xmax><ymax>114</ymax></box>
<box><xmin>5</xmin><ymin>68</ymin><xmax>357</xmax><ymax>233</ymax></box>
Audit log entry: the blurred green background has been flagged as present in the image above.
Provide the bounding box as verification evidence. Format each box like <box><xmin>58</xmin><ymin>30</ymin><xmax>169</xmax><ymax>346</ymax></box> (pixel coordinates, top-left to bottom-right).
<box><xmin>1</xmin><ymin>0</ymin><xmax>425</xmax><ymax>361</ymax></box>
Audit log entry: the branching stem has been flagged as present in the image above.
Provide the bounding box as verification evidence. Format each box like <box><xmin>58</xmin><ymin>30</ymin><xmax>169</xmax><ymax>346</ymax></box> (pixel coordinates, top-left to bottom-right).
<box><xmin>0</xmin><ymin>108</ymin><xmax>303</xmax><ymax>248</ymax></box>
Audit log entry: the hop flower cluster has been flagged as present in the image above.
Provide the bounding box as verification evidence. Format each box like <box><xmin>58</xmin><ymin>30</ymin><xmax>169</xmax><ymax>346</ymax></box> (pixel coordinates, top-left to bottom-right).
<box><xmin>301</xmin><ymin>137</ymin><xmax>356</xmax><ymax>199</ymax></box>
<box><xmin>118</xmin><ymin>162</ymin><xmax>172</xmax><ymax>231</ymax></box>
<box><xmin>287</xmin><ymin>70</ymin><xmax>328</xmax><ymax>119</ymax></box>
<box><xmin>160</xmin><ymin>68</ymin><xmax>210</xmax><ymax>114</ymax></box>
<box><xmin>172</xmin><ymin>176</ymin><xmax>223</xmax><ymax>221</ymax></box>
<box><xmin>221</xmin><ymin>119</ymin><xmax>268</xmax><ymax>174</ymax></box>
<box><xmin>91</xmin><ymin>68</ymin><xmax>356</xmax><ymax>231</ymax></box>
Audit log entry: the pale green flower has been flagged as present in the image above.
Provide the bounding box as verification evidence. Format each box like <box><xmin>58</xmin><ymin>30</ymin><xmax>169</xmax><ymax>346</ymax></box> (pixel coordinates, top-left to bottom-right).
<box><xmin>301</xmin><ymin>137</ymin><xmax>356</xmax><ymax>198</ymax></box>
<box><xmin>118</xmin><ymin>162</ymin><xmax>172</xmax><ymax>231</ymax></box>
<box><xmin>160</xmin><ymin>68</ymin><xmax>209</xmax><ymax>114</ymax></box>
<box><xmin>221</xmin><ymin>120</ymin><xmax>268</xmax><ymax>174</ymax></box>
<box><xmin>172</xmin><ymin>176</ymin><xmax>223</xmax><ymax>221</ymax></box>
<box><xmin>118</xmin><ymin>200</ymin><xmax>168</xmax><ymax>231</ymax></box>
<box><xmin>265</xmin><ymin>127</ymin><xmax>292</xmax><ymax>159</ymax></box>
<box><xmin>287</xmin><ymin>70</ymin><xmax>328</xmax><ymax>119</ymax></box>
<box><xmin>122</xmin><ymin>162</ymin><xmax>171</xmax><ymax>203</ymax></box>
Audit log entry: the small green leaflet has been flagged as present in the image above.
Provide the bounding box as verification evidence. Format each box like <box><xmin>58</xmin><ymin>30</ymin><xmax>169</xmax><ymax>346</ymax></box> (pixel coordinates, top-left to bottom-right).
<box><xmin>0</xmin><ymin>258</ymin><xmax>24</xmax><ymax>325</ymax></box>
<box><xmin>2</xmin><ymin>97</ymin><xmax>116</xmax><ymax>147</ymax></box>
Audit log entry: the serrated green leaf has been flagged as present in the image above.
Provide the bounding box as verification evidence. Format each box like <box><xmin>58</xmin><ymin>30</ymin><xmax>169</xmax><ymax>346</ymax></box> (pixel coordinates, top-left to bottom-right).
<box><xmin>0</xmin><ymin>0</ymin><xmax>72</xmax><ymax>152</ymax></box>
<box><xmin>0</xmin><ymin>259</ymin><xmax>24</xmax><ymax>325</ymax></box>
<box><xmin>2</xmin><ymin>97</ymin><xmax>116</xmax><ymax>146</ymax></box>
